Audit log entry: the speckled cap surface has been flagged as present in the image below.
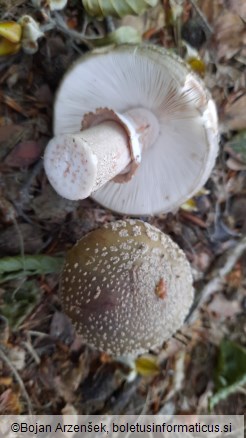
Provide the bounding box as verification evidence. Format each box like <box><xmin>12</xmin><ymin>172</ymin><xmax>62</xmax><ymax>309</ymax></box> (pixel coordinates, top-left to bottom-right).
<box><xmin>60</xmin><ymin>219</ymin><xmax>194</xmax><ymax>357</ymax></box>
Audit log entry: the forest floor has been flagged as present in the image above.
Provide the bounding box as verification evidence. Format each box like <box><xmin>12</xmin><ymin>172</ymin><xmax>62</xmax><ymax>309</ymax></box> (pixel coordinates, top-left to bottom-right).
<box><xmin>0</xmin><ymin>0</ymin><xmax>246</xmax><ymax>416</ymax></box>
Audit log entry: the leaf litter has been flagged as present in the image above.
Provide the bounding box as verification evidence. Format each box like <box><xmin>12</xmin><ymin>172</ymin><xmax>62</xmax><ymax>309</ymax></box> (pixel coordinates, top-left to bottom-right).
<box><xmin>0</xmin><ymin>0</ymin><xmax>245</xmax><ymax>417</ymax></box>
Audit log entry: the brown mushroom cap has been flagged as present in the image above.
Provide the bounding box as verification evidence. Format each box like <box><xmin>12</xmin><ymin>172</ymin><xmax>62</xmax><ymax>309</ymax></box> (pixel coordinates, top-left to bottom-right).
<box><xmin>60</xmin><ymin>220</ymin><xmax>194</xmax><ymax>357</ymax></box>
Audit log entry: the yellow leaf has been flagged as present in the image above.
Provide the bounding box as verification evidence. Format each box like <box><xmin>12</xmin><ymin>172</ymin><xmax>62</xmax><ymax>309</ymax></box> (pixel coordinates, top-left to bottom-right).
<box><xmin>181</xmin><ymin>188</ymin><xmax>210</xmax><ymax>211</ymax></box>
<box><xmin>0</xmin><ymin>39</ymin><xmax>21</xmax><ymax>56</ymax></box>
<box><xmin>187</xmin><ymin>57</ymin><xmax>206</xmax><ymax>77</ymax></box>
<box><xmin>180</xmin><ymin>198</ymin><xmax>198</xmax><ymax>212</ymax></box>
<box><xmin>135</xmin><ymin>355</ymin><xmax>160</xmax><ymax>376</ymax></box>
<box><xmin>196</xmin><ymin>188</ymin><xmax>210</xmax><ymax>196</ymax></box>
<box><xmin>0</xmin><ymin>376</ymin><xmax>12</xmax><ymax>386</ymax></box>
<box><xmin>0</xmin><ymin>22</ymin><xmax>22</xmax><ymax>43</ymax></box>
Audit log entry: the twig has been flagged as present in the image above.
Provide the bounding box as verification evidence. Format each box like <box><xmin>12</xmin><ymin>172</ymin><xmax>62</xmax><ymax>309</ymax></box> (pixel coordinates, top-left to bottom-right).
<box><xmin>0</xmin><ymin>347</ymin><xmax>33</xmax><ymax>414</ymax></box>
<box><xmin>27</xmin><ymin>330</ymin><xmax>50</xmax><ymax>338</ymax></box>
<box><xmin>22</xmin><ymin>340</ymin><xmax>40</xmax><ymax>365</ymax></box>
<box><xmin>43</xmin><ymin>12</ymin><xmax>96</xmax><ymax>49</ymax></box>
<box><xmin>189</xmin><ymin>0</ymin><xmax>213</xmax><ymax>36</ymax></box>
<box><xmin>19</xmin><ymin>159</ymin><xmax>43</xmax><ymax>204</ymax></box>
<box><xmin>188</xmin><ymin>236</ymin><xmax>246</xmax><ymax>323</ymax></box>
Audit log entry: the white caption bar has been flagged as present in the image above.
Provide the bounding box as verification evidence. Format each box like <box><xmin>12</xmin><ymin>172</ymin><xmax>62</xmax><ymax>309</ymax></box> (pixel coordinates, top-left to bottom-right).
<box><xmin>0</xmin><ymin>415</ymin><xmax>244</xmax><ymax>438</ymax></box>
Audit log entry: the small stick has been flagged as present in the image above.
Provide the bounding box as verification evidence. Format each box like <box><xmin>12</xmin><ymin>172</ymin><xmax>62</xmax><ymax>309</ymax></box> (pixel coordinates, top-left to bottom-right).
<box><xmin>188</xmin><ymin>236</ymin><xmax>246</xmax><ymax>323</ymax></box>
<box><xmin>189</xmin><ymin>0</ymin><xmax>213</xmax><ymax>36</ymax></box>
<box><xmin>22</xmin><ymin>340</ymin><xmax>40</xmax><ymax>365</ymax></box>
<box><xmin>0</xmin><ymin>347</ymin><xmax>33</xmax><ymax>414</ymax></box>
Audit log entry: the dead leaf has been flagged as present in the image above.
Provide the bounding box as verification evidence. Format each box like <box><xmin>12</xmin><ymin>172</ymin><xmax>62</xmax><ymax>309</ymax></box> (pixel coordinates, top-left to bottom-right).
<box><xmin>0</xmin><ymin>122</ymin><xmax>37</xmax><ymax>160</ymax></box>
<box><xmin>0</xmin><ymin>376</ymin><xmax>12</xmax><ymax>386</ymax></box>
<box><xmin>0</xmin><ymin>124</ymin><xmax>23</xmax><ymax>143</ymax></box>
<box><xmin>0</xmin><ymin>223</ymin><xmax>43</xmax><ymax>255</ymax></box>
<box><xmin>50</xmin><ymin>311</ymin><xmax>75</xmax><ymax>344</ymax></box>
<box><xmin>34</xmin><ymin>84</ymin><xmax>53</xmax><ymax>104</ymax></box>
<box><xmin>7</xmin><ymin>347</ymin><xmax>26</xmax><ymax>371</ymax></box>
<box><xmin>226</xmin><ymin>263</ymin><xmax>243</xmax><ymax>288</ymax></box>
<box><xmin>214</xmin><ymin>12</ymin><xmax>246</xmax><ymax>61</ymax></box>
<box><xmin>197</xmin><ymin>0</ymin><xmax>224</xmax><ymax>25</ymax></box>
<box><xmin>0</xmin><ymin>315</ymin><xmax>9</xmax><ymax>344</ymax></box>
<box><xmin>4</xmin><ymin>140</ymin><xmax>43</xmax><ymax>167</ymax></box>
<box><xmin>226</xmin><ymin>157</ymin><xmax>246</xmax><ymax>171</ymax></box>
<box><xmin>0</xmin><ymin>388</ymin><xmax>22</xmax><ymax>414</ymax></box>
<box><xmin>31</xmin><ymin>185</ymin><xmax>78</xmax><ymax>221</ymax></box>
<box><xmin>0</xmin><ymin>196</ymin><xmax>17</xmax><ymax>225</ymax></box>
<box><xmin>230</xmin><ymin>196</ymin><xmax>246</xmax><ymax>232</ymax></box>
<box><xmin>207</xmin><ymin>294</ymin><xmax>241</xmax><ymax>319</ymax></box>
<box><xmin>0</xmin><ymin>92</ymin><xmax>28</xmax><ymax>117</ymax></box>
<box><xmin>55</xmin><ymin>350</ymin><xmax>92</xmax><ymax>402</ymax></box>
<box><xmin>223</xmin><ymin>93</ymin><xmax>246</xmax><ymax>130</ymax></box>
<box><xmin>121</xmin><ymin>3</ymin><xmax>165</xmax><ymax>35</ymax></box>
<box><xmin>225</xmin><ymin>0</ymin><xmax>246</xmax><ymax>17</ymax></box>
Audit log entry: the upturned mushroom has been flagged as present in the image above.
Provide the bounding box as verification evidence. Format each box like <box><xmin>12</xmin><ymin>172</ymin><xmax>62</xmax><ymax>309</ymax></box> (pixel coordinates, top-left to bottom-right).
<box><xmin>60</xmin><ymin>219</ymin><xmax>194</xmax><ymax>357</ymax></box>
<box><xmin>44</xmin><ymin>44</ymin><xmax>219</xmax><ymax>215</ymax></box>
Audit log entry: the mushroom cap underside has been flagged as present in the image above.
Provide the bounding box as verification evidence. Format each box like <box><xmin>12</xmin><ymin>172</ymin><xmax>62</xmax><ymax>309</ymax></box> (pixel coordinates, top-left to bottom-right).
<box><xmin>60</xmin><ymin>219</ymin><xmax>194</xmax><ymax>357</ymax></box>
<box><xmin>54</xmin><ymin>44</ymin><xmax>219</xmax><ymax>215</ymax></box>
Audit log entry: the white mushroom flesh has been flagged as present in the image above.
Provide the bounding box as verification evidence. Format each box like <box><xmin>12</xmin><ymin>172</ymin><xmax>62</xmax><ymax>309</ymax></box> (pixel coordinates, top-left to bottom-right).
<box><xmin>44</xmin><ymin>106</ymin><xmax>160</xmax><ymax>199</ymax></box>
<box><xmin>44</xmin><ymin>122</ymin><xmax>131</xmax><ymax>200</ymax></box>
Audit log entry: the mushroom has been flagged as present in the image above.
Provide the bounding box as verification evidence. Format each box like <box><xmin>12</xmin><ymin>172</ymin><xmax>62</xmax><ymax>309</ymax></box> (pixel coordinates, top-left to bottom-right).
<box><xmin>44</xmin><ymin>44</ymin><xmax>219</xmax><ymax>215</ymax></box>
<box><xmin>60</xmin><ymin>219</ymin><xmax>194</xmax><ymax>357</ymax></box>
<box><xmin>48</xmin><ymin>0</ymin><xmax>68</xmax><ymax>11</ymax></box>
<box><xmin>19</xmin><ymin>15</ymin><xmax>44</xmax><ymax>54</ymax></box>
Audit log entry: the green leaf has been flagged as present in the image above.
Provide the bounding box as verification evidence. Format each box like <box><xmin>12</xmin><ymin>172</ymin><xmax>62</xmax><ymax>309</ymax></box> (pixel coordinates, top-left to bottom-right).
<box><xmin>92</xmin><ymin>26</ymin><xmax>141</xmax><ymax>47</ymax></box>
<box><xmin>0</xmin><ymin>280</ymin><xmax>40</xmax><ymax>329</ymax></box>
<box><xmin>227</xmin><ymin>130</ymin><xmax>246</xmax><ymax>164</ymax></box>
<box><xmin>210</xmin><ymin>339</ymin><xmax>246</xmax><ymax>409</ymax></box>
<box><xmin>82</xmin><ymin>0</ymin><xmax>158</xmax><ymax>19</ymax></box>
<box><xmin>0</xmin><ymin>255</ymin><xmax>64</xmax><ymax>283</ymax></box>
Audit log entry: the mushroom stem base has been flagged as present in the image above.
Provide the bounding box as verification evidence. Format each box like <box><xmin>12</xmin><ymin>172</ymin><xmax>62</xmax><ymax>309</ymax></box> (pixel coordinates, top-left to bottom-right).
<box><xmin>44</xmin><ymin>107</ymin><xmax>159</xmax><ymax>201</ymax></box>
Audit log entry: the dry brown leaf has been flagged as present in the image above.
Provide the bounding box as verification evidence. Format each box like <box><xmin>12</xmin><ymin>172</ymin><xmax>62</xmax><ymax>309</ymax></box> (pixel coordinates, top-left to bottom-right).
<box><xmin>223</xmin><ymin>93</ymin><xmax>246</xmax><ymax>130</ymax></box>
<box><xmin>0</xmin><ymin>93</ymin><xmax>28</xmax><ymax>117</ymax></box>
<box><xmin>121</xmin><ymin>3</ymin><xmax>165</xmax><ymax>35</ymax></box>
<box><xmin>0</xmin><ymin>196</ymin><xmax>17</xmax><ymax>224</ymax></box>
<box><xmin>207</xmin><ymin>294</ymin><xmax>241</xmax><ymax>319</ymax></box>
<box><xmin>0</xmin><ymin>223</ymin><xmax>43</xmax><ymax>255</ymax></box>
<box><xmin>226</xmin><ymin>157</ymin><xmax>246</xmax><ymax>171</ymax></box>
<box><xmin>0</xmin><ymin>376</ymin><xmax>12</xmax><ymax>386</ymax></box>
<box><xmin>0</xmin><ymin>124</ymin><xmax>23</xmax><ymax>143</ymax></box>
<box><xmin>4</xmin><ymin>140</ymin><xmax>43</xmax><ymax>168</ymax></box>
<box><xmin>50</xmin><ymin>311</ymin><xmax>75</xmax><ymax>344</ymax></box>
<box><xmin>214</xmin><ymin>12</ymin><xmax>246</xmax><ymax>60</ymax></box>
<box><xmin>197</xmin><ymin>0</ymin><xmax>224</xmax><ymax>25</ymax></box>
<box><xmin>226</xmin><ymin>263</ymin><xmax>243</xmax><ymax>288</ymax></box>
<box><xmin>225</xmin><ymin>0</ymin><xmax>246</xmax><ymax>17</ymax></box>
<box><xmin>55</xmin><ymin>351</ymin><xmax>92</xmax><ymax>402</ymax></box>
<box><xmin>31</xmin><ymin>185</ymin><xmax>77</xmax><ymax>221</ymax></box>
<box><xmin>0</xmin><ymin>388</ymin><xmax>22</xmax><ymax>414</ymax></box>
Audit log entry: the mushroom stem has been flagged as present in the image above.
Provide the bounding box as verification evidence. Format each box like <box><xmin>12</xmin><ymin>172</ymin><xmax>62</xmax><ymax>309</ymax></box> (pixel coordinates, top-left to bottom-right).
<box><xmin>44</xmin><ymin>107</ymin><xmax>159</xmax><ymax>201</ymax></box>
